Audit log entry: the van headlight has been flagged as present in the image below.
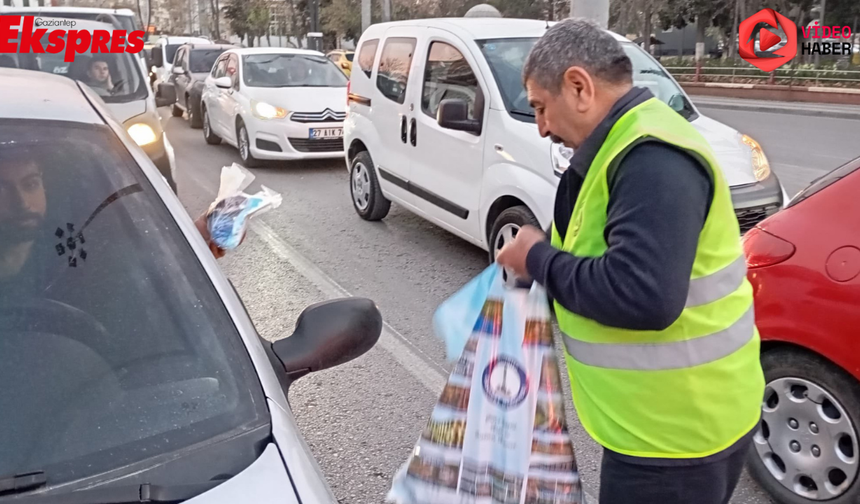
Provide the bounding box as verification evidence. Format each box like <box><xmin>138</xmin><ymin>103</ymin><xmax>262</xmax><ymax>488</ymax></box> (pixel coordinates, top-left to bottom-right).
<box><xmin>252</xmin><ymin>100</ymin><xmax>288</xmax><ymax>120</ymax></box>
<box><xmin>740</xmin><ymin>134</ymin><xmax>771</xmax><ymax>181</ymax></box>
<box><xmin>551</xmin><ymin>143</ymin><xmax>574</xmax><ymax>177</ymax></box>
<box><xmin>127</xmin><ymin>123</ymin><xmax>158</xmax><ymax>146</ymax></box>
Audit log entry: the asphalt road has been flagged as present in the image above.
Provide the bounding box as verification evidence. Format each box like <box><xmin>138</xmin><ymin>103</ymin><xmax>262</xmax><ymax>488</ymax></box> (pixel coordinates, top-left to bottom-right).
<box><xmin>166</xmin><ymin>106</ymin><xmax>860</xmax><ymax>504</ymax></box>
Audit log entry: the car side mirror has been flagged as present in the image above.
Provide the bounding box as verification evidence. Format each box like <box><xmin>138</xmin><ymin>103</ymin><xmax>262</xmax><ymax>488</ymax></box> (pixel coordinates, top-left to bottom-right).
<box><xmin>152</xmin><ymin>47</ymin><xmax>163</xmax><ymax>67</ymax></box>
<box><xmin>271</xmin><ymin>298</ymin><xmax>382</xmax><ymax>382</ymax></box>
<box><xmin>172</xmin><ymin>65</ymin><xmax>185</xmax><ymax>75</ymax></box>
<box><xmin>156</xmin><ymin>83</ymin><xmax>176</xmax><ymax>107</ymax></box>
<box><xmin>214</xmin><ymin>76</ymin><xmax>232</xmax><ymax>89</ymax></box>
<box><xmin>437</xmin><ymin>99</ymin><xmax>481</xmax><ymax>135</ymax></box>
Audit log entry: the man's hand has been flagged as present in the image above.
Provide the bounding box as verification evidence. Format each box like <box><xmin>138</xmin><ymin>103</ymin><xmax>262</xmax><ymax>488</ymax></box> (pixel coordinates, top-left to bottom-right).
<box><xmin>496</xmin><ymin>225</ymin><xmax>547</xmax><ymax>279</ymax></box>
<box><xmin>194</xmin><ymin>213</ymin><xmax>245</xmax><ymax>259</ymax></box>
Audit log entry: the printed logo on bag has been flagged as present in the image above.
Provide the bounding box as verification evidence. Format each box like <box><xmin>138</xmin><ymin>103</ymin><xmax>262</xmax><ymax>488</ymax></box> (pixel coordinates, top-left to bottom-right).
<box><xmin>482</xmin><ymin>356</ymin><xmax>528</xmax><ymax>409</ymax></box>
<box><xmin>739</xmin><ymin>9</ymin><xmax>798</xmax><ymax>72</ymax></box>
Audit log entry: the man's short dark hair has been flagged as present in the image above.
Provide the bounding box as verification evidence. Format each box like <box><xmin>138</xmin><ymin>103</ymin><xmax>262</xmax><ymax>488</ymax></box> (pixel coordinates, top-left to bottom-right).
<box><xmin>523</xmin><ymin>18</ymin><xmax>633</xmax><ymax>92</ymax></box>
<box><xmin>88</xmin><ymin>57</ymin><xmax>110</xmax><ymax>70</ymax></box>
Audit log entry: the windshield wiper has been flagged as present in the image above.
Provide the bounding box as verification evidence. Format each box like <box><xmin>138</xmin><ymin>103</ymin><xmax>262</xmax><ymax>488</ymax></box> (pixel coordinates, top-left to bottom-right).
<box><xmin>1</xmin><ymin>480</ymin><xmax>226</xmax><ymax>504</ymax></box>
<box><xmin>0</xmin><ymin>472</ymin><xmax>47</xmax><ymax>496</ymax></box>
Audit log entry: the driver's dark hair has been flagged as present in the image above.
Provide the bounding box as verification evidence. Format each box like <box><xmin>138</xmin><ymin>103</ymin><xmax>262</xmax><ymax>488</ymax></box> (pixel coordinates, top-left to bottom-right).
<box><xmin>88</xmin><ymin>57</ymin><xmax>110</xmax><ymax>70</ymax></box>
<box><xmin>523</xmin><ymin>18</ymin><xmax>633</xmax><ymax>92</ymax></box>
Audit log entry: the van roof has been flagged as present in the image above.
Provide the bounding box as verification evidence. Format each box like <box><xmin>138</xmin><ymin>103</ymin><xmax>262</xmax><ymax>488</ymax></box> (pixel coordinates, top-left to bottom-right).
<box><xmin>363</xmin><ymin>17</ymin><xmax>629</xmax><ymax>42</ymax></box>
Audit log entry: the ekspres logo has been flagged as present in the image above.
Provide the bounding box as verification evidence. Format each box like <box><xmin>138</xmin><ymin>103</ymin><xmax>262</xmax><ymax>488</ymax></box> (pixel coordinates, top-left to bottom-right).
<box><xmin>738</xmin><ymin>8</ymin><xmax>798</xmax><ymax>72</ymax></box>
<box><xmin>0</xmin><ymin>16</ymin><xmax>145</xmax><ymax>63</ymax></box>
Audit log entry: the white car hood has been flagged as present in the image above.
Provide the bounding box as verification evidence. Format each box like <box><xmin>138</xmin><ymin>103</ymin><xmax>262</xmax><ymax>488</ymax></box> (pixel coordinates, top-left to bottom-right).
<box><xmin>690</xmin><ymin>114</ymin><xmax>757</xmax><ymax>186</ymax></box>
<box><xmin>185</xmin><ymin>443</ymin><xmax>298</xmax><ymax>504</ymax></box>
<box><xmin>104</xmin><ymin>99</ymin><xmax>148</xmax><ymax>124</ymax></box>
<box><xmin>245</xmin><ymin>86</ymin><xmax>346</xmax><ymax>114</ymax></box>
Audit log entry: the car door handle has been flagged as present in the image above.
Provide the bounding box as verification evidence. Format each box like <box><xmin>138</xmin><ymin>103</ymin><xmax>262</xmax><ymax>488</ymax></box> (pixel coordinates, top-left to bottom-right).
<box><xmin>409</xmin><ymin>118</ymin><xmax>417</xmax><ymax>147</ymax></box>
<box><xmin>400</xmin><ymin>116</ymin><xmax>408</xmax><ymax>144</ymax></box>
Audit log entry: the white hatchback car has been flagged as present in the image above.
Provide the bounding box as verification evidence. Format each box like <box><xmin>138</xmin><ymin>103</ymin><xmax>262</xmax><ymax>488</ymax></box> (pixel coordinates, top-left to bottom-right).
<box><xmin>344</xmin><ymin>18</ymin><xmax>789</xmax><ymax>260</ymax></box>
<box><xmin>201</xmin><ymin>48</ymin><xmax>348</xmax><ymax>166</ymax></box>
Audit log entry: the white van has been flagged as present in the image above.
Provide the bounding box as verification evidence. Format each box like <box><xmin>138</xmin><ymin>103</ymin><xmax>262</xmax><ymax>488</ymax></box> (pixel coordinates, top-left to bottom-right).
<box><xmin>344</xmin><ymin>18</ymin><xmax>789</xmax><ymax>260</ymax></box>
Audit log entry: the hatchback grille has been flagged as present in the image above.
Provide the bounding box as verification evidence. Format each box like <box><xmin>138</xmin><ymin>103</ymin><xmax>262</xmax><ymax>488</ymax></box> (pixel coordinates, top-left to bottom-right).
<box><xmin>290</xmin><ymin>109</ymin><xmax>346</xmax><ymax>123</ymax></box>
<box><xmin>736</xmin><ymin>204</ymin><xmax>780</xmax><ymax>234</ymax></box>
<box><xmin>288</xmin><ymin>138</ymin><xmax>344</xmax><ymax>153</ymax></box>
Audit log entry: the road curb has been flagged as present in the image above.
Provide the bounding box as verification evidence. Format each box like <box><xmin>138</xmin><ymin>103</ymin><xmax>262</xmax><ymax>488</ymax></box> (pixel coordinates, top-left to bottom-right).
<box><xmin>692</xmin><ymin>101</ymin><xmax>860</xmax><ymax>120</ymax></box>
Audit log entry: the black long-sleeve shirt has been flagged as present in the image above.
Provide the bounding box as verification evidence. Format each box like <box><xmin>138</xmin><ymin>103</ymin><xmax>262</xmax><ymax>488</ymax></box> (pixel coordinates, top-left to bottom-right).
<box><xmin>525</xmin><ymin>87</ymin><xmax>713</xmax><ymax>332</ymax></box>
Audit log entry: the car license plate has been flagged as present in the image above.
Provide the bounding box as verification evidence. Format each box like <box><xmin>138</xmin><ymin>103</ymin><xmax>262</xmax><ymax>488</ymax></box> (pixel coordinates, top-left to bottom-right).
<box><xmin>309</xmin><ymin>128</ymin><xmax>343</xmax><ymax>139</ymax></box>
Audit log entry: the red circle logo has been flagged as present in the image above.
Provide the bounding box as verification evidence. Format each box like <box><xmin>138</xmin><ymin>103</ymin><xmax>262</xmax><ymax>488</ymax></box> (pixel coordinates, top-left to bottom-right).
<box><xmin>739</xmin><ymin>8</ymin><xmax>798</xmax><ymax>72</ymax></box>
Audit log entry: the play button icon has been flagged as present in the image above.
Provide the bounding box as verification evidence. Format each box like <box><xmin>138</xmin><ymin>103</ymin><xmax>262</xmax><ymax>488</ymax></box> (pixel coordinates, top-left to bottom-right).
<box><xmin>759</xmin><ymin>28</ymin><xmax>782</xmax><ymax>51</ymax></box>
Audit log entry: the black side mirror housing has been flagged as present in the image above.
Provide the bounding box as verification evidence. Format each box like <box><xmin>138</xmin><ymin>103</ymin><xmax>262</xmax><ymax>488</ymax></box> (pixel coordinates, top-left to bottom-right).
<box><xmin>152</xmin><ymin>46</ymin><xmax>164</xmax><ymax>68</ymax></box>
<box><xmin>156</xmin><ymin>83</ymin><xmax>176</xmax><ymax>107</ymax></box>
<box><xmin>271</xmin><ymin>298</ymin><xmax>382</xmax><ymax>383</ymax></box>
<box><xmin>437</xmin><ymin>99</ymin><xmax>481</xmax><ymax>135</ymax></box>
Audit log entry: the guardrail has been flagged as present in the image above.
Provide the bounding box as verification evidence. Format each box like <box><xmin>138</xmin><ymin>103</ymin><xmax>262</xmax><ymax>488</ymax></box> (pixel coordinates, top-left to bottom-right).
<box><xmin>664</xmin><ymin>66</ymin><xmax>860</xmax><ymax>88</ymax></box>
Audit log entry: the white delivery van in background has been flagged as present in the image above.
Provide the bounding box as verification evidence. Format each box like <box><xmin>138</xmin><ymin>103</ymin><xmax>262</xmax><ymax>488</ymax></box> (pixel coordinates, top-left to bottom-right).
<box><xmin>343</xmin><ymin>18</ymin><xmax>790</xmax><ymax>261</ymax></box>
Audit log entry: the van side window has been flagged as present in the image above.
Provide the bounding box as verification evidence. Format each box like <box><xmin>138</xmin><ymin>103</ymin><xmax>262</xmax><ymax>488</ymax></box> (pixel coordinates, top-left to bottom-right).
<box><xmin>421</xmin><ymin>42</ymin><xmax>479</xmax><ymax>120</ymax></box>
<box><xmin>376</xmin><ymin>38</ymin><xmax>416</xmax><ymax>104</ymax></box>
<box><xmin>357</xmin><ymin>39</ymin><xmax>379</xmax><ymax>78</ymax></box>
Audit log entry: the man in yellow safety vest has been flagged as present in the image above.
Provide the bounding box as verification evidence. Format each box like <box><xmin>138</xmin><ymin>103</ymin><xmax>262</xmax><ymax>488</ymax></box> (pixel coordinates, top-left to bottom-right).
<box><xmin>497</xmin><ymin>18</ymin><xmax>765</xmax><ymax>504</ymax></box>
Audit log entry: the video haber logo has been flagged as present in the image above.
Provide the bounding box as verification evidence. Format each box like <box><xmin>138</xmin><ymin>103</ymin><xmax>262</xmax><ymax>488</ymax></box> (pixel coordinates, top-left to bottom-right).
<box><xmin>0</xmin><ymin>16</ymin><xmax>145</xmax><ymax>63</ymax></box>
<box><xmin>739</xmin><ymin>8</ymin><xmax>798</xmax><ymax>72</ymax></box>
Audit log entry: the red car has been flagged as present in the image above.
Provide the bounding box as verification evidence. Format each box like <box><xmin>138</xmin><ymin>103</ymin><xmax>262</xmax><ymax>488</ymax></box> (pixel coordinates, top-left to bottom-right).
<box><xmin>743</xmin><ymin>156</ymin><xmax>860</xmax><ymax>504</ymax></box>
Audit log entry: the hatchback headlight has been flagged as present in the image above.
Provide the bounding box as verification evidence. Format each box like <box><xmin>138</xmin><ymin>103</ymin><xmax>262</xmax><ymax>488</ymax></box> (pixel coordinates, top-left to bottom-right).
<box><xmin>252</xmin><ymin>100</ymin><xmax>288</xmax><ymax>120</ymax></box>
<box><xmin>127</xmin><ymin>123</ymin><xmax>158</xmax><ymax>146</ymax></box>
<box><xmin>740</xmin><ymin>134</ymin><xmax>771</xmax><ymax>181</ymax></box>
<box><xmin>551</xmin><ymin>143</ymin><xmax>574</xmax><ymax>176</ymax></box>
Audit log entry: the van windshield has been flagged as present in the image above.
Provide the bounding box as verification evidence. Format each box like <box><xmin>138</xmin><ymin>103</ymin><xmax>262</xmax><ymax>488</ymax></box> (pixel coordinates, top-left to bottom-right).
<box><xmin>477</xmin><ymin>38</ymin><xmax>696</xmax><ymax>122</ymax></box>
<box><xmin>2</xmin><ymin>21</ymin><xmax>147</xmax><ymax>104</ymax></box>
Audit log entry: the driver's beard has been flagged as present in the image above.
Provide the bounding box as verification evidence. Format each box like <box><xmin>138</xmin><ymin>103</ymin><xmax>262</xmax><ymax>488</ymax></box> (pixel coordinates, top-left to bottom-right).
<box><xmin>0</xmin><ymin>217</ymin><xmax>45</xmax><ymax>246</ymax></box>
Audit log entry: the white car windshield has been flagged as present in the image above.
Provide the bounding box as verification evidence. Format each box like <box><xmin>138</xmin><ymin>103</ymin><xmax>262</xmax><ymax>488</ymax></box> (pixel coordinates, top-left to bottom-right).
<box><xmin>478</xmin><ymin>38</ymin><xmax>696</xmax><ymax>121</ymax></box>
<box><xmin>242</xmin><ymin>53</ymin><xmax>348</xmax><ymax>88</ymax></box>
<box><xmin>0</xmin><ymin>120</ymin><xmax>267</xmax><ymax>488</ymax></box>
<box><xmin>2</xmin><ymin>24</ymin><xmax>146</xmax><ymax>103</ymax></box>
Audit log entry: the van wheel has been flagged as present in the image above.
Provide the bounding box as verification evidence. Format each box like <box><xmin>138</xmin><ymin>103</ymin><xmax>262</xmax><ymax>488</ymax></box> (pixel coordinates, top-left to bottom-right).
<box><xmin>237</xmin><ymin>121</ymin><xmax>262</xmax><ymax>168</ymax></box>
<box><xmin>202</xmin><ymin>106</ymin><xmax>221</xmax><ymax>145</ymax></box>
<box><xmin>488</xmin><ymin>206</ymin><xmax>540</xmax><ymax>264</ymax></box>
<box><xmin>350</xmin><ymin>151</ymin><xmax>390</xmax><ymax>221</ymax></box>
<box><xmin>171</xmin><ymin>103</ymin><xmax>183</xmax><ymax>117</ymax></box>
<box><xmin>747</xmin><ymin>348</ymin><xmax>860</xmax><ymax>504</ymax></box>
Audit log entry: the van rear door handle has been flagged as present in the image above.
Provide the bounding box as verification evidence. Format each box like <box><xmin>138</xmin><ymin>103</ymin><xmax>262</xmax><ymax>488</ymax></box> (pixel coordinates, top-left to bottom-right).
<box><xmin>409</xmin><ymin>118</ymin><xmax>417</xmax><ymax>146</ymax></box>
<box><xmin>400</xmin><ymin>116</ymin><xmax>407</xmax><ymax>144</ymax></box>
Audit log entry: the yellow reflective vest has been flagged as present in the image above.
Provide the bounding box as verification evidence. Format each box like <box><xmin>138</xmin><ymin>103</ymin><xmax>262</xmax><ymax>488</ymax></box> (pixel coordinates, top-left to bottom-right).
<box><xmin>551</xmin><ymin>97</ymin><xmax>764</xmax><ymax>459</ymax></box>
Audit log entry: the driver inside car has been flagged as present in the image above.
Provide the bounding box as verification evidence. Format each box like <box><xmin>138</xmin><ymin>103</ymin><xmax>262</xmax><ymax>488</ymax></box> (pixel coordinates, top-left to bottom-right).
<box><xmin>0</xmin><ymin>146</ymin><xmax>234</xmax><ymax>302</ymax></box>
<box><xmin>84</xmin><ymin>58</ymin><xmax>115</xmax><ymax>96</ymax></box>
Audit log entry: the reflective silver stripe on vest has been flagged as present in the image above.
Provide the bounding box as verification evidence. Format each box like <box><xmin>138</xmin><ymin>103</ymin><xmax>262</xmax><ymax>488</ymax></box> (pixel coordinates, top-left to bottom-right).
<box><xmin>685</xmin><ymin>256</ymin><xmax>748</xmax><ymax>308</ymax></box>
<box><xmin>563</xmin><ymin>307</ymin><xmax>754</xmax><ymax>371</ymax></box>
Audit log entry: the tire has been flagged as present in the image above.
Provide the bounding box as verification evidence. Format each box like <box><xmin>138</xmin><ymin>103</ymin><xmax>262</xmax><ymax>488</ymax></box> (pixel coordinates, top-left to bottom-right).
<box><xmin>171</xmin><ymin>102</ymin><xmax>183</xmax><ymax>117</ymax></box>
<box><xmin>350</xmin><ymin>150</ymin><xmax>390</xmax><ymax>221</ymax></box>
<box><xmin>747</xmin><ymin>348</ymin><xmax>860</xmax><ymax>504</ymax></box>
<box><xmin>488</xmin><ymin>205</ymin><xmax>540</xmax><ymax>263</ymax></box>
<box><xmin>188</xmin><ymin>96</ymin><xmax>203</xmax><ymax>129</ymax></box>
<box><xmin>202</xmin><ymin>106</ymin><xmax>221</xmax><ymax>145</ymax></box>
<box><xmin>237</xmin><ymin>121</ymin><xmax>262</xmax><ymax>168</ymax></box>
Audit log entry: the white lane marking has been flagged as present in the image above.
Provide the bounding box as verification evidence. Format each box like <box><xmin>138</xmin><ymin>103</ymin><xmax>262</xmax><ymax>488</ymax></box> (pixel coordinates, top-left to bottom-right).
<box><xmin>250</xmin><ymin>219</ymin><xmax>448</xmax><ymax>394</ymax></box>
<box><xmin>185</xmin><ymin>169</ymin><xmax>599</xmax><ymax>503</ymax></box>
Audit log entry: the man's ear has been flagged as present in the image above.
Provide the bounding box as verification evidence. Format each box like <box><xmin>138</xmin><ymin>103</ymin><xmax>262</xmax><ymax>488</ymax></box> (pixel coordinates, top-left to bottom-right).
<box><xmin>563</xmin><ymin>66</ymin><xmax>595</xmax><ymax>113</ymax></box>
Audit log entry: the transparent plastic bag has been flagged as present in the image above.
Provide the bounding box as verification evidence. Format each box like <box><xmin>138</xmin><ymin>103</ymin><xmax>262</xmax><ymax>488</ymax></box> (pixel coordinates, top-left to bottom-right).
<box><xmin>389</xmin><ymin>265</ymin><xmax>583</xmax><ymax>504</ymax></box>
<box><xmin>206</xmin><ymin>163</ymin><xmax>283</xmax><ymax>250</ymax></box>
